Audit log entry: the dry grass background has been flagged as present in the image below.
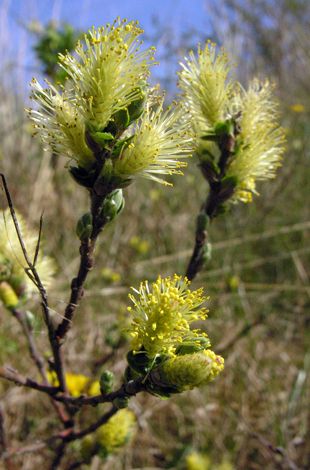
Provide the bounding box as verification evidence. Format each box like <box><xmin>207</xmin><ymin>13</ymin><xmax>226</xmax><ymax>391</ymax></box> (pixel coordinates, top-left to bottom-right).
<box><xmin>0</xmin><ymin>1</ymin><xmax>310</xmax><ymax>469</ymax></box>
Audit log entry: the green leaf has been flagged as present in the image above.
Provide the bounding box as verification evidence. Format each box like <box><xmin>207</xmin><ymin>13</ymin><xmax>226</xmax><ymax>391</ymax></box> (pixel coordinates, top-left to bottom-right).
<box><xmin>213</xmin><ymin>203</ymin><xmax>227</xmax><ymax>217</ymax></box>
<box><xmin>198</xmin><ymin>156</ymin><xmax>220</xmax><ymax>183</ymax></box>
<box><xmin>126</xmin><ymin>350</ymin><xmax>152</xmax><ymax>375</ymax></box>
<box><xmin>127</xmin><ymin>83</ymin><xmax>147</xmax><ymax>125</ymax></box>
<box><xmin>145</xmin><ymin>381</ymin><xmax>180</xmax><ymax>398</ymax></box>
<box><xmin>104</xmin><ymin>108</ymin><xmax>130</xmax><ymax>136</ymax></box>
<box><xmin>90</xmin><ymin>131</ymin><xmax>115</xmax><ymax>148</ymax></box>
<box><xmin>201</xmin><ymin>133</ymin><xmax>219</xmax><ymax>142</ymax></box>
<box><xmin>111</xmin><ymin>134</ymin><xmax>136</xmax><ymax>160</ymax></box>
<box><xmin>221</xmin><ymin>175</ymin><xmax>239</xmax><ymax>190</ymax></box>
<box><xmin>76</xmin><ymin>212</ymin><xmax>93</xmax><ymax>240</ymax></box>
<box><xmin>69</xmin><ymin>165</ymin><xmax>97</xmax><ymax>188</ymax></box>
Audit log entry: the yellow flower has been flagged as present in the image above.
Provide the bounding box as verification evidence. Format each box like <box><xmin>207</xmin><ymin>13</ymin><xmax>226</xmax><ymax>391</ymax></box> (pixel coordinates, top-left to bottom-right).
<box><xmin>0</xmin><ymin>209</ymin><xmax>55</xmax><ymax>303</ymax></box>
<box><xmin>60</xmin><ymin>20</ymin><xmax>155</xmax><ymax>134</ymax></box>
<box><xmin>28</xmin><ymin>89</ymin><xmax>95</xmax><ymax>169</ymax></box>
<box><xmin>186</xmin><ymin>451</ymin><xmax>212</xmax><ymax>470</ymax></box>
<box><xmin>160</xmin><ymin>349</ymin><xmax>224</xmax><ymax>391</ymax></box>
<box><xmin>290</xmin><ymin>104</ymin><xmax>305</xmax><ymax>113</ymax></box>
<box><xmin>179</xmin><ymin>40</ymin><xmax>285</xmax><ymax>204</ymax></box>
<box><xmin>178</xmin><ymin>40</ymin><xmax>235</xmax><ymax>128</ymax></box>
<box><xmin>97</xmin><ymin>409</ymin><xmax>137</xmax><ymax>453</ymax></box>
<box><xmin>215</xmin><ymin>460</ymin><xmax>235</xmax><ymax>470</ymax></box>
<box><xmin>88</xmin><ymin>380</ymin><xmax>101</xmax><ymax>396</ymax></box>
<box><xmin>113</xmin><ymin>97</ymin><xmax>192</xmax><ymax>186</ymax></box>
<box><xmin>47</xmin><ymin>371</ymin><xmax>91</xmax><ymax>397</ymax></box>
<box><xmin>27</xmin><ymin>20</ymin><xmax>192</xmax><ymax>187</ymax></box>
<box><xmin>27</xmin><ymin>18</ymin><xmax>155</xmax><ymax>168</ymax></box>
<box><xmin>226</xmin><ymin>79</ymin><xmax>285</xmax><ymax>203</ymax></box>
<box><xmin>126</xmin><ymin>274</ymin><xmax>209</xmax><ymax>358</ymax></box>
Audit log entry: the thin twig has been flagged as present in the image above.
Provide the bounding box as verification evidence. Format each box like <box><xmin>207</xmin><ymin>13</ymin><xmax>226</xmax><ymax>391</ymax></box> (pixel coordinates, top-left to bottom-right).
<box><xmin>12</xmin><ymin>309</ymin><xmax>47</xmax><ymax>381</ymax></box>
<box><xmin>0</xmin><ymin>428</ymin><xmax>73</xmax><ymax>461</ymax></box>
<box><xmin>33</xmin><ymin>211</ymin><xmax>44</xmax><ymax>267</ymax></box>
<box><xmin>185</xmin><ymin>126</ymin><xmax>238</xmax><ymax>281</ymax></box>
<box><xmin>0</xmin><ymin>174</ymin><xmax>67</xmax><ymax>392</ymax></box>
<box><xmin>0</xmin><ymin>367</ymin><xmax>58</xmax><ymax>395</ymax></box>
<box><xmin>55</xmin><ymin>190</ymin><xmax>110</xmax><ymax>340</ymax></box>
<box><xmin>0</xmin><ymin>402</ymin><xmax>7</xmax><ymax>453</ymax></box>
<box><xmin>49</xmin><ymin>440</ymin><xmax>67</xmax><ymax>470</ymax></box>
<box><xmin>0</xmin><ymin>407</ymin><xmax>117</xmax><ymax>462</ymax></box>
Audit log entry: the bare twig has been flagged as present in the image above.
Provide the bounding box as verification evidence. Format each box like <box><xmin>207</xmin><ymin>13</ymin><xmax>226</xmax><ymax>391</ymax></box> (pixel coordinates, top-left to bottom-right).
<box><xmin>33</xmin><ymin>211</ymin><xmax>44</xmax><ymax>267</ymax></box>
<box><xmin>0</xmin><ymin>367</ymin><xmax>58</xmax><ymax>395</ymax></box>
<box><xmin>185</xmin><ymin>126</ymin><xmax>238</xmax><ymax>281</ymax></box>
<box><xmin>0</xmin><ymin>403</ymin><xmax>7</xmax><ymax>454</ymax></box>
<box><xmin>0</xmin><ymin>428</ymin><xmax>73</xmax><ymax>461</ymax></box>
<box><xmin>0</xmin><ymin>407</ymin><xmax>118</xmax><ymax>462</ymax></box>
<box><xmin>0</xmin><ymin>174</ymin><xmax>67</xmax><ymax>392</ymax></box>
<box><xmin>49</xmin><ymin>441</ymin><xmax>67</xmax><ymax>470</ymax></box>
<box><xmin>12</xmin><ymin>309</ymin><xmax>47</xmax><ymax>381</ymax></box>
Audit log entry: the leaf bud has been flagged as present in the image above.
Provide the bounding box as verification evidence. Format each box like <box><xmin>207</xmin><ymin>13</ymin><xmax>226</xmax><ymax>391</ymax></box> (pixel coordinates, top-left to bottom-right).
<box><xmin>99</xmin><ymin>370</ymin><xmax>115</xmax><ymax>395</ymax></box>
<box><xmin>76</xmin><ymin>212</ymin><xmax>93</xmax><ymax>240</ymax></box>
<box><xmin>112</xmin><ymin>396</ymin><xmax>129</xmax><ymax>409</ymax></box>
<box><xmin>101</xmin><ymin>199</ymin><xmax>117</xmax><ymax>221</ymax></box>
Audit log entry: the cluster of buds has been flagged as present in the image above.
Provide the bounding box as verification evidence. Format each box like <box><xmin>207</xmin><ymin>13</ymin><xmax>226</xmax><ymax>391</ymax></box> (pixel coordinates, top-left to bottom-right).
<box><xmin>27</xmin><ymin>18</ymin><xmax>193</xmax><ymax>196</ymax></box>
<box><xmin>124</xmin><ymin>275</ymin><xmax>224</xmax><ymax>397</ymax></box>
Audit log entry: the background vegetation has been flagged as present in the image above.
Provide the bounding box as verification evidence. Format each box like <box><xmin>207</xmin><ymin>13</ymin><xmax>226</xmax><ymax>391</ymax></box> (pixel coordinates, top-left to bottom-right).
<box><xmin>0</xmin><ymin>0</ymin><xmax>310</xmax><ymax>468</ymax></box>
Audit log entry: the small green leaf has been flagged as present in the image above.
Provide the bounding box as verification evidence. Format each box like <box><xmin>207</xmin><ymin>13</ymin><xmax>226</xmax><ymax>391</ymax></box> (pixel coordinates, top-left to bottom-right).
<box><xmin>127</xmin><ymin>83</ymin><xmax>147</xmax><ymax>124</ymax></box>
<box><xmin>111</xmin><ymin>135</ymin><xmax>136</xmax><ymax>160</ymax></box>
<box><xmin>126</xmin><ymin>349</ymin><xmax>152</xmax><ymax>375</ymax></box>
<box><xmin>76</xmin><ymin>212</ymin><xmax>93</xmax><ymax>240</ymax></box>
<box><xmin>145</xmin><ymin>381</ymin><xmax>180</xmax><ymax>398</ymax></box>
<box><xmin>215</xmin><ymin>121</ymin><xmax>230</xmax><ymax>136</ymax></box>
<box><xmin>90</xmin><ymin>131</ymin><xmax>115</xmax><ymax>148</ymax></box>
<box><xmin>69</xmin><ymin>165</ymin><xmax>97</xmax><ymax>188</ymax></box>
<box><xmin>104</xmin><ymin>108</ymin><xmax>130</xmax><ymax>136</ymax></box>
<box><xmin>221</xmin><ymin>175</ymin><xmax>239</xmax><ymax>190</ymax></box>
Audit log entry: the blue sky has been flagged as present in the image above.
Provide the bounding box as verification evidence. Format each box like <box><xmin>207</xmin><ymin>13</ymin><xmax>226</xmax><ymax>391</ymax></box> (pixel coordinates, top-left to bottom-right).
<box><xmin>1</xmin><ymin>0</ymin><xmax>214</xmax><ymax>95</ymax></box>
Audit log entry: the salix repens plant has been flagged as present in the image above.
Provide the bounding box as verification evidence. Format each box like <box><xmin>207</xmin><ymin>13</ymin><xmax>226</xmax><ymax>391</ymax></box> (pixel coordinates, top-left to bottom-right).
<box><xmin>0</xmin><ymin>20</ymin><xmax>285</xmax><ymax>469</ymax></box>
<box><xmin>178</xmin><ymin>41</ymin><xmax>285</xmax><ymax>280</ymax></box>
